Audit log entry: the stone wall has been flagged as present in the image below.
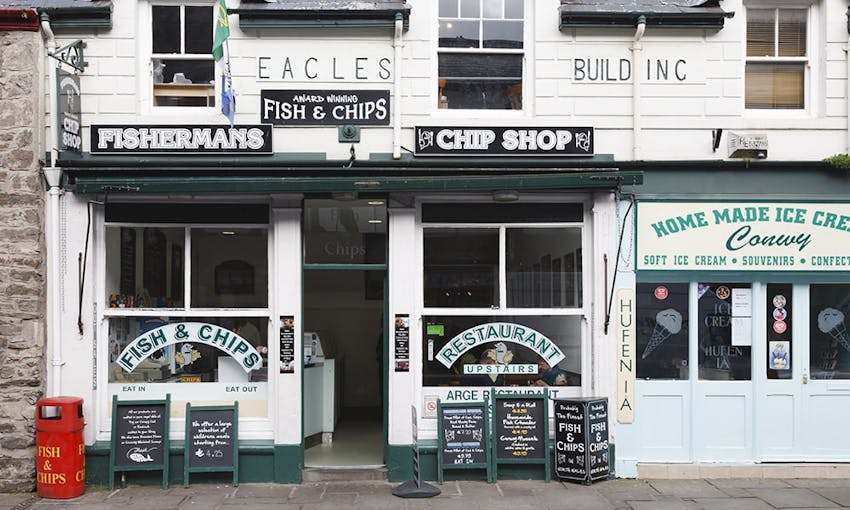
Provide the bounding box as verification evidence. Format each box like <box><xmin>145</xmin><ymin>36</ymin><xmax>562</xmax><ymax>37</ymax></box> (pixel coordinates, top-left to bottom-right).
<box><xmin>0</xmin><ymin>29</ymin><xmax>46</xmax><ymax>492</ymax></box>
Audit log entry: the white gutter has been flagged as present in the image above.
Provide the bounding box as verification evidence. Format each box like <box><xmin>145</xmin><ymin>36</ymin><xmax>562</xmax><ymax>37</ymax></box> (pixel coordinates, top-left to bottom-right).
<box><xmin>40</xmin><ymin>13</ymin><xmax>64</xmax><ymax>397</ymax></box>
<box><xmin>392</xmin><ymin>13</ymin><xmax>403</xmax><ymax>159</ymax></box>
<box><xmin>846</xmin><ymin>9</ymin><xmax>850</xmax><ymax>154</ymax></box>
<box><xmin>631</xmin><ymin>16</ymin><xmax>646</xmax><ymax>161</ymax></box>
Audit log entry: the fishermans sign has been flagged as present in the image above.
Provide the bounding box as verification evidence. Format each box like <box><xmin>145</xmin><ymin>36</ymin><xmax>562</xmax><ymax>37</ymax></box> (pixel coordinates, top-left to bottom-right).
<box><xmin>436</xmin><ymin>322</ymin><xmax>565</xmax><ymax>368</ymax></box>
<box><xmin>637</xmin><ymin>201</ymin><xmax>850</xmax><ymax>271</ymax></box>
<box><xmin>116</xmin><ymin>322</ymin><xmax>262</xmax><ymax>374</ymax></box>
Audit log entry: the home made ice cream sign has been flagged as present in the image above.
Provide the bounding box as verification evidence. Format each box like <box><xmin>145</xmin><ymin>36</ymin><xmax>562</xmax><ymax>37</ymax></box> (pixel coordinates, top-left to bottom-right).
<box><xmin>637</xmin><ymin>202</ymin><xmax>850</xmax><ymax>271</ymax></box>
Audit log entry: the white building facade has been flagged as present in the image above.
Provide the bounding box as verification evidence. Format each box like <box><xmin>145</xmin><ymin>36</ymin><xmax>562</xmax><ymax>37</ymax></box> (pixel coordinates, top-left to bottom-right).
<box><xmin>27</xmin><ymin>0</ymin><xmax>850</xmax><ymax>484</ymax></box>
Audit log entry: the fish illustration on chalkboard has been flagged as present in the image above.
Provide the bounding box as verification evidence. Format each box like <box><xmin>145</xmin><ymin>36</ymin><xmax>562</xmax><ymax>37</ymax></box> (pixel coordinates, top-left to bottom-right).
<box><xmin>127</xmin><ymin>447</ymin><xmax>155</xmax><ymax>463</ymax></box>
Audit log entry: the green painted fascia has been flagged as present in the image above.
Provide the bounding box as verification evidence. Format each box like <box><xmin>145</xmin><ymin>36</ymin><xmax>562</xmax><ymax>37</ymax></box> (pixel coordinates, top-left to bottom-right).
<box><xmin>38</xmin><ymin>7</ymin><xmax>112</xmax><ymax>29</ymax></box>
<box><xmin>559</xmin><ymin>12</ymin><xmax>732</xmax><ymax>30</ymax></box>
<box><xmin>67</xmin><ymin>171</ymin><xmax>641</xmax><ymax>194</ymax></box>
<box><xmin>386</xmin><ymin>444</ymin><xmax>413</xmax><ymax>482</ymax></box>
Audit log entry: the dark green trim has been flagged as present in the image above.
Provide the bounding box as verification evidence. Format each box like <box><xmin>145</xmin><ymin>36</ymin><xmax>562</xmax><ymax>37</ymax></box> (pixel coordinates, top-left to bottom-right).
<box><xmin>67</xmin><ymin>172</ymin><xmax>640</xmax><ymax>194</ymax></box>
<box><xmin>274</xmin><ymin>444</ymin><xmax>303</xmax><ymax>483</ymax></box>
<box><xmin>38</xmin><ymin>6</ymin><xmax>112</xmax><ymax>29</ymax></box>
<box><xmin>559</xmin><ymin>11</ymin><xmax>733</xmax><ymax>30</ymax></box>
<box><xmin>235</xmin><ymin>7</ymin><xmax>409</xmax><ymax>31</ymax></box>
<box><xmin>304</xmin><ymin>264</ymin><xmax>387</xmax><ymax>271</ymax></box>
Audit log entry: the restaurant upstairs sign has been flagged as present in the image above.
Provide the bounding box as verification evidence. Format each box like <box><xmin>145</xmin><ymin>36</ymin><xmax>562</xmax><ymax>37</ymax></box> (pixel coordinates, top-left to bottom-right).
<box><xmin>637</xmin><ymin>202</ymin><xmax>850</xmax><ymax>271</ymax></box>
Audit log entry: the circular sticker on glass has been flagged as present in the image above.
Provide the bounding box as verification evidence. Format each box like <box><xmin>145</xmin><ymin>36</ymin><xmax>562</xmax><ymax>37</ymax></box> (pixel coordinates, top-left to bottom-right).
<box><xmin>773</xmin><ymin>308</ymin><xmax>787</xmax><ymax>321</ymax></box>
<box><xmin>654</xmin><ymin>286</ymin><xmax>669</xmax><ymax>300</ymax></box>
<box><xmin>773</xmin><ymin>295</ymin><xmax>786</xmax><ymax>309</ymax></box>
<box><xmin>716</xmin><ymin>286</ymin><xmax>731</xmax><ymax>300</ymax></box>
<box><xmin>773</xmin><ymin>320</ymin><xmax>787</xmax><ymax>334</ymax></box>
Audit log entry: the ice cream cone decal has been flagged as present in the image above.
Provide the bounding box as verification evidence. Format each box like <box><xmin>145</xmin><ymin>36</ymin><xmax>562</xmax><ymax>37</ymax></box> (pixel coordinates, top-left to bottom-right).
<box><xmin>642</xmin><ymin>308</ymin><xmax>683</xmax><ymax>359</ymax></box>
<box><xmin>817</xmin><ymin>308</ymin><xmax>850</xmax><ymax>353</ymax></box>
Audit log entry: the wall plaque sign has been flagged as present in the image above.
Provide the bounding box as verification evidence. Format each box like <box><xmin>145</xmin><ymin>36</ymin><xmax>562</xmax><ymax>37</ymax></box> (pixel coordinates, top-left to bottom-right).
<box><xmin>261</xmin><ymin>89</ymin><xmax>390</xmax><ymax>125</ymax></box>
<box><xmin>91</xmin><ymin>125</ymin><xmax>272</xmax><ymax>154</ymax></box>
<box><xmin>414</xmin><ymin>126</ymin><xmax>593</xmax><ymax>157</ymax></box>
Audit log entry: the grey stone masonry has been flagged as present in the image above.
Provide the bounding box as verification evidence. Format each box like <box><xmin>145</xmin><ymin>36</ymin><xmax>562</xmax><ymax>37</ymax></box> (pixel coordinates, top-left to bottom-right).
<box><xmin>0</xmin><ymin>29</ymin><xmax>47</xmax><ymax>492</ymax></box>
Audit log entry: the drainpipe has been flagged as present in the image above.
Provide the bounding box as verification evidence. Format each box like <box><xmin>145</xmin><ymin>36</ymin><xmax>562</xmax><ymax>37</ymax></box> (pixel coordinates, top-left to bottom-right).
<box><xmin>392</xmin><ymin>13</ymin><xmax>403</xmax><ymax>159</ymax></box>
<box><xmin>41</xmin><ymin>12</ymin><xmax>64</xmax><ymax>397</ymax></box>
<box><xmin>631</xmin><ymin>15</ymin><xmax>646</xmax><ymax>161</ymax></box>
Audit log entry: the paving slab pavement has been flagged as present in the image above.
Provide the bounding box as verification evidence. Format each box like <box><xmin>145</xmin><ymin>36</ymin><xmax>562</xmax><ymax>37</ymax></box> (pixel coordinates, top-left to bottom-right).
<box><xmin>1</xmin><ymin>478</ymin><xmax>848</xmax><ymax>510</ymax></box>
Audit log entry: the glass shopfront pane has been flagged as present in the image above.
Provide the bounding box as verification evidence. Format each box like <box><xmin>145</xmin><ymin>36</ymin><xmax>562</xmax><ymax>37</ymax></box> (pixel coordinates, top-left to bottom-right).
<box><xmin>698</xmin><ymin>283</ymin><xmax>752</xmax><ymax>381</ymax></box>
<box><xmin>105</xmin><ymin>226</ymin><xmax>185</xmax><ymax>308</ymax></box>
<box><xmin>421</xmin><ymin>315</ymin><xmax>581</xmax><ymax>387</ymax></box>
<box><xmin>303</xmin><ymin>199</ymin><xmax>387</xmax><ymax>265</ymax></box>
<box><xmin>107</xmin><ymin>316</ymin><xmax>268</xmax><ymax>384</ymax></box>
<box><xmin>191</xmin><ymin>229</ymin><xmax>268</xmax><ymax>308</ymax></box>
<box><xmin>636</xmin><ymin>282</ymin><xmax>689</xmax><ymax>380</ymax></box>
<box><xmin>424</xmin><ymin>228</ymin><xmax>498</xmax><ymax>308</ymax></box>
<box><xmin>810</xmin><ymin>284</ymin><xmax>850</xmax><ymax>380</ymax></box>
<box><xmin>506</xmin><ymin>228</ymin><xmax>581</xmax><ymax>308</ymax></box>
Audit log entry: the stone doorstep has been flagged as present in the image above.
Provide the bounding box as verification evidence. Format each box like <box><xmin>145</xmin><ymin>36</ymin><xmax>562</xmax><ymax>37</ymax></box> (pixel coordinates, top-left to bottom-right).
<box><xmin>637</xmin><ymin>463</ymin><xmax>850</xmax><ymax>479</ymax></box>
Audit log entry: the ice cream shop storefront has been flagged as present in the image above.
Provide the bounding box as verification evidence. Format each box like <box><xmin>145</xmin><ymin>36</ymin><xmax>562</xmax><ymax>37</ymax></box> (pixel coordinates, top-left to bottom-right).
<box><xmin>615</xmin><ymin>197</ymin><xmax>850</xmax><ymax>477</ymax></box>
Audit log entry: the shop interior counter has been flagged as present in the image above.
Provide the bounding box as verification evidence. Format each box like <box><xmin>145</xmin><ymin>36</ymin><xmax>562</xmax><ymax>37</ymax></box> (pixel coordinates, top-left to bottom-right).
<box><xmin>304</xmin><ymin>358</ymin><xmax>341</xmax><ymax>444</ymax></box>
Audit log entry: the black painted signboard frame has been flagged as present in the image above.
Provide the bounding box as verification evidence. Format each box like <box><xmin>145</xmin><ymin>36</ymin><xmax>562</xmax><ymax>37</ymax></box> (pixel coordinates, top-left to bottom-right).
<box><xmin>109</xmin><ymin>394</ymin><xmax>171</xmax><ymax>490</ymax></box>
<box><xmin>554</xmin><ymin>397</ymin><xmax>609</xmax><ymax>484</ymax></box>
<box><xmin>437</xmin><ymin>400</ymin><xmax>491</xmax><ymax>483</ymax></box>
<box><xmin>490</xmin><ymin>389</ymin><xmax>550</xmax><ymax>482</ymax></box>
<box><xmin>184</xmin><ymin>402</ymin><xmax>239</xmax><ymax>487</ymax></box>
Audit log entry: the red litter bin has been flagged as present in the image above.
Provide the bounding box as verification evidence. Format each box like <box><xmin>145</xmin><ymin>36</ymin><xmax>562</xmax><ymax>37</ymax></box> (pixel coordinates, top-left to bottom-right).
<box><xmin>35</xmin><ymin>397</ymin><xmax>85</xmax><ymax>498</ymax></box>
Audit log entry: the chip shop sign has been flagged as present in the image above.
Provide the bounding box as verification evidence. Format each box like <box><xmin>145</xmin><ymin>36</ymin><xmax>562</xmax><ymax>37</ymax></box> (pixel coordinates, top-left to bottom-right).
<box><xmin>415</xmin><ymin>126</ymin><xmax>593</xmax><ymax>156</ymax></box>
<box><xmin>91</xmin><ymin>125</ymin><xmax>272</xmax><ymax>154</ymax></box>
<box><xmin>637</xmin><ymin>201</ymin><xmax>850</xmax><ymax>271</ymax></box>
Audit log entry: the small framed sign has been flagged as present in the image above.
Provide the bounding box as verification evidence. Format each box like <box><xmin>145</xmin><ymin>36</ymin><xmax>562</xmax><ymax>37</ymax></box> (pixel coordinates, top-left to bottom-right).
<box><xmin>184</xmin><ymin>402</ymin><xmax>239</xmax><ymax>487</ymax></box>
<box><xmin>109</xmin><ymin>394</ymin><xmax>171</xmax><ymax>489</ymax></box>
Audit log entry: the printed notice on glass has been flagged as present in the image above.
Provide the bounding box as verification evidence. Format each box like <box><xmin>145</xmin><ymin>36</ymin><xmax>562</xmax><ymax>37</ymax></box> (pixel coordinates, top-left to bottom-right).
<box><xmin>732</xmin><ymin>289</ymin><xmax>752</xmax><ymax>346</ymax></box>
<box><xmin>394</xmin><ymin>314</ymin><xmax>410</xmax><ymax>372</ymax></box>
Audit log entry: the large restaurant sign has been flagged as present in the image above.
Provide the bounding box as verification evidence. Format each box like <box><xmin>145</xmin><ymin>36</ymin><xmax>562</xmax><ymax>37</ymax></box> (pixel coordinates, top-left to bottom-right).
<box><xmin>637</xmin><ymin>201</ymin><xmax>850</xmax><ymax>271</ymax></box>
<box><xmin>261</xmin><ymin>89</ymin><xmax>389</xmax><ymax>125</ymax></box>
<box><xmin>414</xmin><ymin>126</ymin><xmax>593</xmax><ymax>156</ymax></box>
<box><xmin>436</xmin><ymin>322</ymin><xmax>566</xmax><ymax>368</ymax></box>
<box><xmin>91</xmin><ymin>125</ymin><xmax>272</xmax><ymax>154</ymax></box>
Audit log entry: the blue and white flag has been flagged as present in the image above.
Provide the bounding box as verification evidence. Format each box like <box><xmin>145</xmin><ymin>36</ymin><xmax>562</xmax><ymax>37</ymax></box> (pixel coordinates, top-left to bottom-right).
<box><xmin>213</xmin><ymin>0</ymin><xmax>235</xmax><ymax>126</ymax></box>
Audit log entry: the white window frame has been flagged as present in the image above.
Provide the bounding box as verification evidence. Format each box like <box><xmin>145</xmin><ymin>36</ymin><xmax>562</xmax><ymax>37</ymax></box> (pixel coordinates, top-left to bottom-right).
<box><xmin>142</xmin><ymin>1</ymin><xmax>219</xmax><ymax>117</ymax></box>
<box><xmin>416</xmin><ymin>195</ymin><xmax>590</xmax><ymax>397</ymax></box>
<box><xmin>743</xmin><ymin>1</ymin><xmax>817</xmax><ymax>117</ymax></box>
<box><xmin>433</xmin><ymin>0</ymin><xmax>532</xmax><ymax>117</ymax></box>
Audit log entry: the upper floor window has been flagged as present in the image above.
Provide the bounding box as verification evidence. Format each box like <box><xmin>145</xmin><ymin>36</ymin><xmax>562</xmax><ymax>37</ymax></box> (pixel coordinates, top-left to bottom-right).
<box><xmin>437</xmin><ymin>0</ymin><xmax>524</xmax><ymax>110</ymax></box>
<box><xmin>745</xmin><ymin>6</ymin><xmax>808</xmax><ymax>110</ymax></box>
<box><xmin>152</xmin><ymin>4</ymin><xmax>215</xmax><ymax>107</ymax></box>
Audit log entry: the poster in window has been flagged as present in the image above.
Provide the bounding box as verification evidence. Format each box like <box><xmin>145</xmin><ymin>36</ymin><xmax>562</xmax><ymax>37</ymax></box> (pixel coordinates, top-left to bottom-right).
<box><xmin>810</xmin><ymin>284</ymin><xmax>850</xmax><ymax>380</ymax></box>
<box><xmin>766</xmin><ymin>283</ymin><xmax>792</xmax><ymax>379</ymax></box>
<box><xmin>394</xmin><ymin>315</ymin><xmax>410</xmax><ymax>372</ymax></box>
<box><xmin>280</xmin><ymin>316</ymin><xmax>295</xmax><ymax>374</ymax></box>
<box><xmin>636</xmin><ymin>283</ymin><xmax>689</xmax><ymax>380</ymax></box>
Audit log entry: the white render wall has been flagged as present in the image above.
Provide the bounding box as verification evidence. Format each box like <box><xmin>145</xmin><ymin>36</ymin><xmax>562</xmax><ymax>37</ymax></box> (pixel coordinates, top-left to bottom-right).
<box><xmin>45</xmin><ymin>0</ymin><xmax>850</xmax><ymax>163</ymax></box>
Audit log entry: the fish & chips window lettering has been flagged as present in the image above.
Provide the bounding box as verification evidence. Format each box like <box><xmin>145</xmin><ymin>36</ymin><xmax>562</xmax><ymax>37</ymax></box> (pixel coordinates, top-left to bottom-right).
<box><xmin>103</xmin><ymin>203</ymin><xmax>270</xmax><ymax>405</ymax></box>
<box><xmin>418</xmin><ymin>202</ymin><xmax>586</xmax><ymax>402</ymax></box>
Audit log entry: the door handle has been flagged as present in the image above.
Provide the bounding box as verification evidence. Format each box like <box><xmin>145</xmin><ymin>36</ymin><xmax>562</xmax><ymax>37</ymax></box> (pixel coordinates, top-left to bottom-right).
<box><xmin>802</xmin><ymin>371</ymin><xmax>809</xmax><ymax>384</ymax></box>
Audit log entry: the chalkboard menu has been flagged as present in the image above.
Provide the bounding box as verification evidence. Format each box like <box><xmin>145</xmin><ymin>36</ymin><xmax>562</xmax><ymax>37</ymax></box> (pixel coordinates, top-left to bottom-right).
<box><xmin>109</xmin><ymin>395</ymin><xmax>171</xmax><ymax>490</ymax></box>
<box><xmin>184</xmin><ymin>402</ymin><xmax>239</xmax><ymax>487</ymax></box>
<box><xmin>437</xmin><ymin>401</ymin><xmax>491</xmax><ymax>483</ymax></box>
<box><xmin>554</xmin><ymin>397</ymin><xmax>609</xmax><ymax>484</ymax></box>
<box><xmin>491</xmin><ymin>391</ymin><xmax>550</xmax><ymax>482</ymax></box>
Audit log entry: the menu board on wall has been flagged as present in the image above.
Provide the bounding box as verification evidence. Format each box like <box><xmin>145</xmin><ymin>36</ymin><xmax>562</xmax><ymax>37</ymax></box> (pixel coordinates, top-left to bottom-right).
<box><xmin>280</xmin><ymin>316</ymin><xmax>295</xmax><ymax>374</ymax></box>
<box><xmin>109</xmin><ymin>395</ymin><xmax>171</xmax><ymax>489</ymax></box>
<box><xmin>183</xmin><ymin>403</ymin><xmax>239</xmax><ymax>487</ymax></box>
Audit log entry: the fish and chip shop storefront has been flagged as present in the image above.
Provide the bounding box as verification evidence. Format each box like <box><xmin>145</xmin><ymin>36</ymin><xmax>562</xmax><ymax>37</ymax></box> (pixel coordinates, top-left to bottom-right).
<box><xmin>62</xmin><ymin>121</ymin><xmax>634</xmax><ymax>484</ymax></box>
<box><xmin>615</xmin><ymin>196</ymin><xmax>850</xmax><ymax>477</ymax></box>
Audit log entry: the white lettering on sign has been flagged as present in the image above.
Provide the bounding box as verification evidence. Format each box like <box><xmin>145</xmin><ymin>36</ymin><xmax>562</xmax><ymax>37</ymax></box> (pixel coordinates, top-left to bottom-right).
<box><xmin>436</xmin><ymin>322</ymin><xmax>565</xmax><ymax>368</ymax></box>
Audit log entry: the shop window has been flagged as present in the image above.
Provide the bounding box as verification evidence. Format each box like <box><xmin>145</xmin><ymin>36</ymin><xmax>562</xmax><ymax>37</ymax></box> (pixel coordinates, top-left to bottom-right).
<box><xmin>152</xmin><ymin>4</ymin><xmax>215</xmax><ymax>107</ymax></box>
<box><xmin>438</xmin><ymin>0</ymin><xmax>524</xmax><ymax>110</ymax></box>
<box><xmin>810</xmin><ymin>284</ymin><xmax>850</xmax><ymax>380</ymax></box>
<box><xmin>745</xmin><ymin>6</ymin><xmax>808</xmax><ymax>109</ymax></box>
<box><xmin>303</xmin><ymin>199</ymin><xmax>388</xmax><ymax>265</ymax></box>
<box><xmin>506</xmin><ymin>228</ymin><xmax>582</xmax><ymax>308</ymax></box>
<box><xmin>105</xmin><ymin>217</ymin><xmax>269</xmax><ymax>387</ymax></box>
<box><xmin>766</xmin><ymin>283</ymin><xmax>792</xmax><ymax>380</ymax></box>
<box><xmin>698</xmin><ymin>283</ymin><xmax>752</xmax><ymax>381</ymax></box>
<box><xmin>424</xmin><ymin>228</ymin><xmax>499</xmax><ymax>308</ymax></box>
<box><xmin>636</xmin><ymin>283</ymin><xmax>689</xmax><ymax>380</ymax></box>
<box><xmin>422</xmin><ymin>315</ymin><xmax>581</xmax><ymax>387</ymax></box>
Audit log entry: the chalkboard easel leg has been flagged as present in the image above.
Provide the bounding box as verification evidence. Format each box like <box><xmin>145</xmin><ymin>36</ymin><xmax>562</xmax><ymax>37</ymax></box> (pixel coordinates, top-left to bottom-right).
<box><xmin>121</xmin><ymin>472</ymin><xmax>126</xmax><ymax>489</ymax></box>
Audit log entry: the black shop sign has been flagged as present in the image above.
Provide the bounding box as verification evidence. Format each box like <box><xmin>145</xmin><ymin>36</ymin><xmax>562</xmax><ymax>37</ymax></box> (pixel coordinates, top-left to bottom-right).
<box><xmin>414</xmin><ymin>126</ymin><xmax>594</xmax><ymax>156</ymax></box>
<box><xmin>261</xmin><ymin>89</ymin><xmax>390</xmax><ymax>125</ymax></box>
<box><xmin>184</xmin><ymin>402</ymin><xmax>239</xmax><ymax>486</ymax></box>
<box><xmin>109</xmin><ymin>394</ymin><xmax>171</xmax><ymax>489</ymax></box>
<box><xmin>91</xmin><ymin>125</ymin><xmax>272</xmax><ymax>154</ymax></box>
<box><xmin>554</xmin><ymin>397</ymin><xmax>609</xmax><ymax>484</ymax></box>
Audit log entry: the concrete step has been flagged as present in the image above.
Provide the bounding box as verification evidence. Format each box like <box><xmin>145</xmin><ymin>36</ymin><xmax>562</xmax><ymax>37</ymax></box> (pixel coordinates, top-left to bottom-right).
<box><xmin>302</xmin><ymin>466</ymin><xmax>388</xmax><ymax>482</ymax></box>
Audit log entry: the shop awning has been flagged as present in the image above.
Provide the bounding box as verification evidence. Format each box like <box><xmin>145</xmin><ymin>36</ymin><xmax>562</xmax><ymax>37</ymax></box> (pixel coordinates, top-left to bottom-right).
<box><xmin>66</xmin><ymin>169</ymin><xmax>641</xmax><ymax>194</ymax></box>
